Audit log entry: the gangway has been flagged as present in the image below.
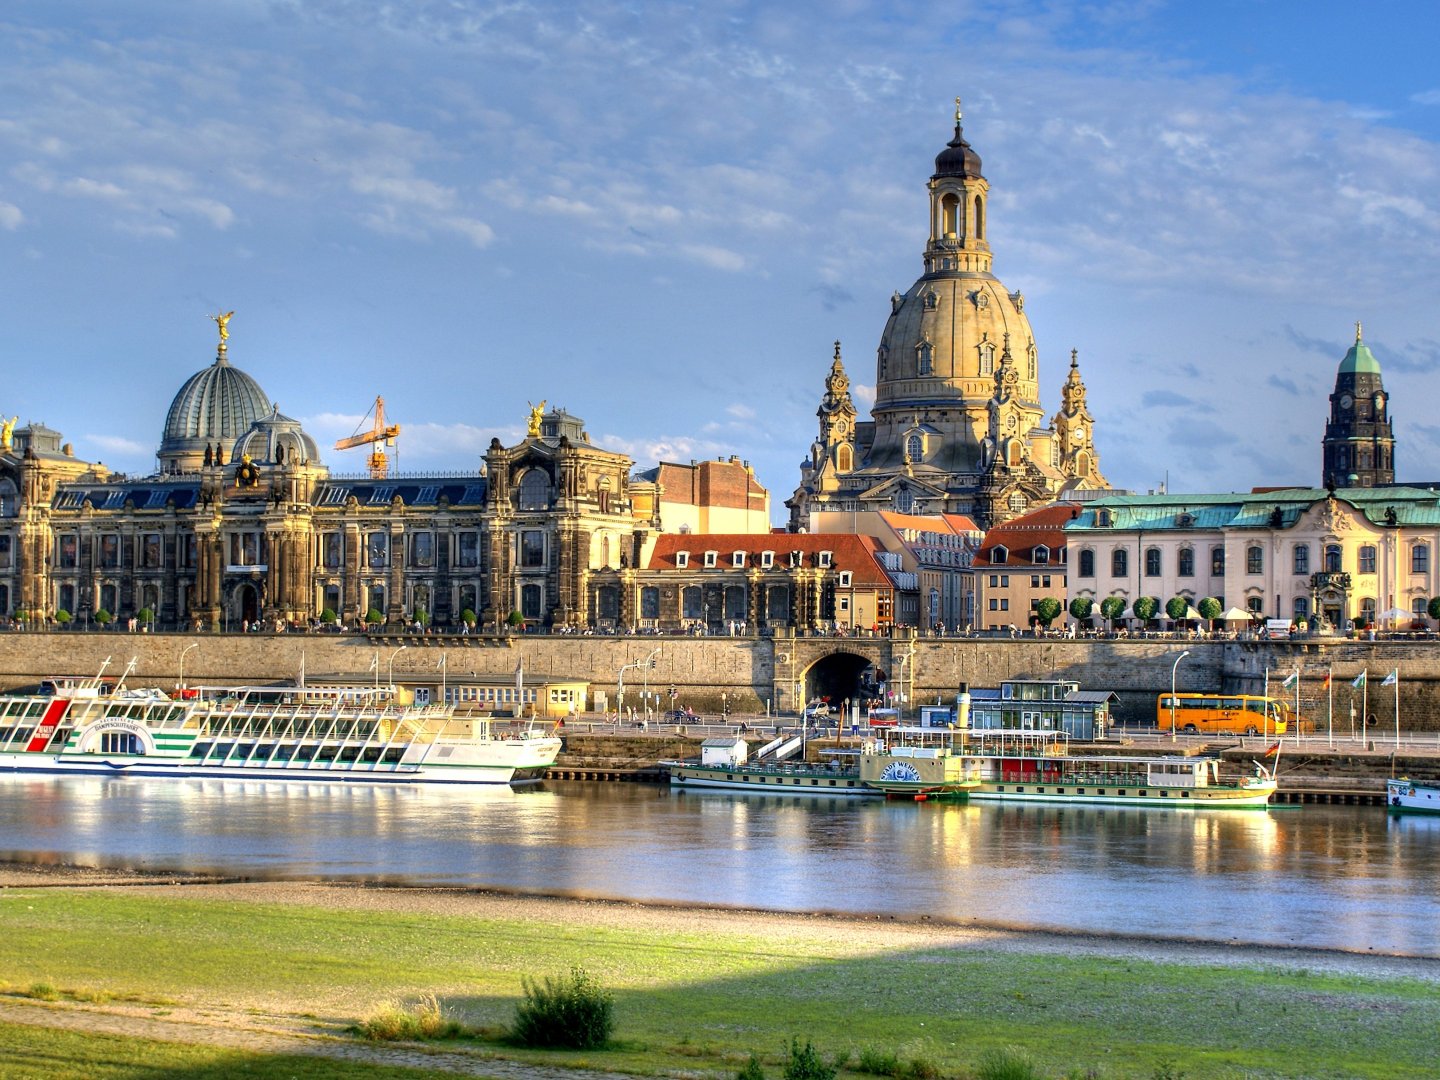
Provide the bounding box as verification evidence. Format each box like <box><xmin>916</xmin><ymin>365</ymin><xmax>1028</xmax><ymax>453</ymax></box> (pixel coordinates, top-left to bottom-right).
<box><xmin>768</xmin><ymin>735</ymin><xmax>806</xmax><ymax>761</ymax></box>
<box><xmin>754</xmin><ymin>735</ymin><xmax>786</xmax><ymax>759</ymax></box>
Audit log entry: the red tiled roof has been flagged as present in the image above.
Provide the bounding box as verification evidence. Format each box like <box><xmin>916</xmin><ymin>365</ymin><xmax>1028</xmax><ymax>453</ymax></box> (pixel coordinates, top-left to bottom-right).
<box><xmin>647</xmin><ymin>533</ymin><xmax>892</xmax><ymax>585</ymax></box>
<box><xmin>974</xmin><ymin>504</ymin><xmax>1081</xmax><ymax>567</ymax></box>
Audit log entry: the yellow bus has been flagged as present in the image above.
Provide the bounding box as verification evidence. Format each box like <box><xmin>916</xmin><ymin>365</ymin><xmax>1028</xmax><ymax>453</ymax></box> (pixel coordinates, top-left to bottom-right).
<box><xmin>1155</xmin><ymin>693</ymin><xmax>1297</xmax><ymax>736</ymax></box>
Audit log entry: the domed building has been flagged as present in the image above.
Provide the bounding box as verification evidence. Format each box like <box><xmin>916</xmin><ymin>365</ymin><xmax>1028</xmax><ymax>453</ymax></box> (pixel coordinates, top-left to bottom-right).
<box><xmin>158</xmin><ymin>329</ymin><xmax>272</xmax><ymax>473</ymax></box>
<box><xmin>788</xmin><ymin>103</ymin><xmax>1108</xmax><ymax>531</ymax></box>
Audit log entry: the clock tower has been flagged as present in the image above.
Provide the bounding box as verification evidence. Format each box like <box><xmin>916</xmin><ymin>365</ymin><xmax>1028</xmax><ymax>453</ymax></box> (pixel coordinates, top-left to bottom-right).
<box><xmin>1322</xmin><ymin>323</ymin><xmax>1394</xmax><ymax>489</ymax></box>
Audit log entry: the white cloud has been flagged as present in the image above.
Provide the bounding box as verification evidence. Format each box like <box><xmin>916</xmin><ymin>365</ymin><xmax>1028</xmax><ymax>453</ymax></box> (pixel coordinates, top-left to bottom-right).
<box><xmin>0</xmin><ymin>201</ymin><xmax>21</xmax><ymax>229</ymax></box>
<box><xmin>680</xmin><ymin>244</ymin><xmax>746</xmax><ymax>272</ymax></box>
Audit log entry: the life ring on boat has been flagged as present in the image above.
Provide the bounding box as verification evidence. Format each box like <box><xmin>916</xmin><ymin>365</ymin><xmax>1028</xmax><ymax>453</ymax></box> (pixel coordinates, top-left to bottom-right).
<box><xmin>1392</xmin><ymin>796</ymin><xmax>1402</xmax><ymax>806</ymax></box>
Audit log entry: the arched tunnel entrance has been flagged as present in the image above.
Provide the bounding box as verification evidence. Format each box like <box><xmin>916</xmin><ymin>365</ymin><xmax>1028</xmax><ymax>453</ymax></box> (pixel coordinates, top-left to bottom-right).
<box><xmin>802</xmin><ymin>651</ymin><xmax>881</xmax><ymax>713</ymax></box>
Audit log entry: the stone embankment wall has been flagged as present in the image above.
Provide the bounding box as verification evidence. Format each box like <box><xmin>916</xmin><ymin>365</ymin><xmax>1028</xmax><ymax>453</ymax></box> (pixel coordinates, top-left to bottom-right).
<box><xmin>0</xmin><ymin>631</ymin><xmax>1435</xmax><ymax>729</ymax></box>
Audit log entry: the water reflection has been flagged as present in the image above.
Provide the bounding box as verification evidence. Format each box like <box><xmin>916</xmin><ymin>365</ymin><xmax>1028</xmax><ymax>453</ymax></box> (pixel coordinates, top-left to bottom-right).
<box><xmin>0</xmin><ymin>777</ymin><xmax>1436</xmax><ymax>955</ymax></box>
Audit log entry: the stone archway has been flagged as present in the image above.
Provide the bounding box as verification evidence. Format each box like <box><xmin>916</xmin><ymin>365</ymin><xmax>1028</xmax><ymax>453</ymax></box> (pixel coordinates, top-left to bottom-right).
<box><xmin>802</xmin><ymin>650</ymin><xmax>876</xmax><ymax>714</ymax></box>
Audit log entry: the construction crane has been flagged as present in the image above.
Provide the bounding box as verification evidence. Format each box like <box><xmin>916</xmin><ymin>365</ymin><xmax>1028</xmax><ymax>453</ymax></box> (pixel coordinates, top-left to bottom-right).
<box><xmin>334</xmin><ymin>396</ymin><xmax>401</xmax><ymax>479</ymax></box>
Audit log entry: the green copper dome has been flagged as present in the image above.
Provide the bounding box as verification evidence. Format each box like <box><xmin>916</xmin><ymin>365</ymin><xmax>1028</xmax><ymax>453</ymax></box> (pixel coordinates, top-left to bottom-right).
<box><xmin>1338</xmin><ymin>324</ymin><xmax>1381</xmax><ymax>375</ymax></box>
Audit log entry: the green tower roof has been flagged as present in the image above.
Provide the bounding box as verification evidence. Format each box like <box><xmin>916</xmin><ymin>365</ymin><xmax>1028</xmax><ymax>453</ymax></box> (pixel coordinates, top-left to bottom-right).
<box><xmin>1338</xmin><ymin>322</ymin><xmax>1381</xmax><ymax>375</ymax></box>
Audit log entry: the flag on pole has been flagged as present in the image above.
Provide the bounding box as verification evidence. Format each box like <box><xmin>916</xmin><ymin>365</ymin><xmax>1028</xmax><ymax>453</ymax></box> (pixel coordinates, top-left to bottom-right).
<box><xmin>1264</xmin><ymin>742</ymin><xmax>1281</xmax><ymax>757</ymax></box>
<box><xmin>1381</xmin><ymin>669</ymin><xmax>1398</xmax><ymax>687</ymax></box>
<box><xmin>368</xmin><ymin>654</ymin><xmax>378</xmax><ymax>672</ymax></box>
<box><xmin>1321</xmin><ymin>671</ymin><xmax>1332</xmax><ymax>689</ymax></box>
<box><xmin>437</xmin><ymin>654</ymin><xmax>447</xmax><ymax>670</ymax></box>
<box><xmin>1281</xmin><ymin>672</ymin><xmax>1299</xmax><ymax>690</ymax></box>
<box><xmin>1352</xmin><ymin>671</ymin><xmax>1367</xmax><ymax>689</ymax></box>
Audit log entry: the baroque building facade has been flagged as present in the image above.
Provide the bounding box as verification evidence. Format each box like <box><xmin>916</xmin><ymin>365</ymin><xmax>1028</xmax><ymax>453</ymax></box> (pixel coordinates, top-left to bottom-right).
<box><xmin>0</xmin><ymin>321</ymin><xmax>770</xmax><ymax>632</ymax></box>
<box><xmin>788</xmin><ymin>104</ymin><xmax>1108</xmax><ymax>533</ymax></box>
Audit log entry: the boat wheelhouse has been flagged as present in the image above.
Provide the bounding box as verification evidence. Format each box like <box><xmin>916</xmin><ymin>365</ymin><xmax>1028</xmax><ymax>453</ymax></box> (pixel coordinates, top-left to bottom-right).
<box><xmin>666</xmin><ymin>734</ymin><xmax>873</xmax><ymax>796</ymax></box>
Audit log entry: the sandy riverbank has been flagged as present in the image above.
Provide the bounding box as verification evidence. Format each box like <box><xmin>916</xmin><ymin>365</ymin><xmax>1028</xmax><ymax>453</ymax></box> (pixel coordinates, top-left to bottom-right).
<box><xmin>5</xmin><ymin>859</ymin><xmax>1437</xmax><ymax>983</ymax></box>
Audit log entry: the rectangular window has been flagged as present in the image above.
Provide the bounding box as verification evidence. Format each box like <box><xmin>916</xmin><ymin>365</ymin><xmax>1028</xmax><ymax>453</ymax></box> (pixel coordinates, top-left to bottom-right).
<box><xmin>1031</xmin><ymin>575</ymin><xmax>1040</xmax><ymax>587</ymax></box>
<box><xmin>520</xmin><ymin>530</ymin><xmax>545</xmax><ymax>568</ymax></box>
<box><xmin>732</xmin><ymin>551</ymin><xmax>746</xmax><ymax>568</ymax></box>
<box><xmin>99</xmin><ymin>534</ymin><xmax>120</xmax><ymax>569</ymax></box>
<box><xmin>675</xmin><ymin>551</ymin><xmax>689</xmax><ymax>569</ymax></box>
<box><xmin>1359</xmin><ymin>546</ymin><xmax>1376</xmax><ymax>574</ymax></box>
<box><xmin>1211</xmin><ymin>547</ymin><xmax>1225</xmax><ymax>575</ymax></box>
<box><xmin>58</xmin><ymin>534</ymin><xmax>78</xmax><ymax>569</ymax></box>
<box><xmin>818</xmin><ymin>551</ymin><xmax>833</xmax><ymax>568</ymax></box>
<box><xmin>456</xmin><ymin>532</ymin><xmax>479</xmax><ymax>568</ymax></box>
<box><xmin>323</xmin><ymin>533</ymin><xmax>342</xmax><ymax>568</ymax></box>
<box><xmin>410</xmin><ymin>532</ymin><xmax>434</xmax><ymax>568</ymax></box>
<box><xmin>1000</xmin><ymin>598</ymin><xmax>1009</xmax><ymax>611</ymax></box>
<box><xmin>760</xmin><ymin>550</ymin><xmax>774</xmax><ymax>569</ymax></box>
<box><xmin>368</xmin><ymin>532</ymin><xmax>389</xmax><ymax>568</ymax></box>
<box><xmin>1145</xmin><ymin>548</ymin><xmax>1161</xmax><ymax>576</ymax></box>
<box><xmin>1293</xmin><ymin>545</ymin><xmax>1310</xmax><ymax>575</ymax></box>
<box><xmin>141</xmin><ymin>533</ymin><xmax>162</xmax><ymax>569</ymax></box>
<box><xmin>0</xmin><ymin>535</ymin><xmax>11</xmax><ymax>570</ymax></box>
<box><xmin>704</xmin><ymin>551</ymin><xmax>718</xmax><ymax>568</ymax></box>
<box><xmin>988</xmin><ymin>599</ymin><xmax>998</xmax><ymax>611</ymax></box>
<box><xmin>1246</xmin><ymin>547</ymin><xmax>1263</xmax><ymax>575</ymax></box>
<box><xmin>1413</xmin><ymin>545</ymin><xmax>1430</xmax><ymax>574</ymax></box>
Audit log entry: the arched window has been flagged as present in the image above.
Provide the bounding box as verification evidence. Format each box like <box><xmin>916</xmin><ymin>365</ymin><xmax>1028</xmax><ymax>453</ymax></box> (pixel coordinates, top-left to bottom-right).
<box><xmin>929</xmin><ymin>588</ymin><xmax>940</xmax><ymax>617</ymax></box>
<box><xmin>836</xmin><ymin>444</ymin><xmax>853</xmax><ymax>472</ymax></box>
<box><xmin>979</xmin><ymin>342</ymin><xmax>995</xmax><ymax>376</ymax></box>
<box><xmin>895</xmin><ymin>488</ymin><xmax>914</xmax><ymax>513</ymax></box>
<box><xmin>1360</xmin><ymin>597</ymin><xmax>1377</xmax><ymax>623</ymax></box>
<box><xmin>1007</xmin><ymin>441</ymin><xmax>1023</xmax><ymax>467</ymax></box>
<box><xmin>1293</xmin><ymin>544</ymin><xmax>1310</xmax><ymax>575</ymax></box>
<box><xmin>942</xmin><ymin>193</ymin><xmax>959</xmax><ymax>238</ymax></box>
<box><xmin>641</xmin><ymin>587</ymin><xmax>660</xmax><ymax>620</ymax></box>
<box><xmin>906</xmin><ymin>434</ymin><xmax>923</xmax><ymax>461</ymax></box>
<box><xmin>1112</xmin><ymin>549</ymin><xmax>1128</xmax><ymax>577</ymax></box>
<box><xmin>973</xmin><ymin>194</ymin><xmax>984</xmax><ymax>240</ymax></box>
<box><xmin>1027</xmin><ymin>345</ymin><xmax>1037</xmax><ymax>381</ymax></box>
<box><xmin>1144</xmin><ymin>547</ymin><xmax>1161</xmax><ymax>576</ymax></box>
<box><xmin>1178</xmin><ymin>548</ymin><xmax>1195</xmax><ymax>577</ymax></box>
<box><xmin>1325</xmin><ymin>544</ymin><xmax>1342</xmax><ymax>572</ymax></box>
<box><xmin>1246</xmin><ymin>546</ymin><xmax>1263</xmax><ymax>574</ymax></box>
<box><xmin>877</xmin><ymin>346</ymin><xmax>888</xmax><ymax>378</ymax></box>
<box><xmin>1246</xmin><ymin>595</ymin><xmax>1264</xmax><ymax>615</ymax></box>
<box><xmin>1293</xmin><ymin>597</ymin><xmax>1309</xmax><ymax>620</ymax></box>
<box><xmin>991</xmin><ymin>545</ymin><xmax>1009</xmax><ymax>564</ymax></box>
<box><xmin>517</xmin><ymin>469</ymin><xmax>550</xmax><ymax>510</ymax></box>
<box><xmin>1413</xmin><ymin>544</ymin><xmax>1430</xmax><ymax>574</ymax></box>
<box><xmin>1034</xmin><ymin>545</ymin><xmax>1050</xmax><ymax>565</ymax></box>
<box><xmin>916</xmin><ymin>340</ymin><xmax>933</xmax><ymax>374</ymax></box>
<box><xmin>1211</xmin><ymin>546</ymin><xmax>1226</xmax><ymax>575</ymax></box>
<box><xmin>1078</xmin><ymin>549</ymin><xmax>1095</xmax><ymax>577</ymax></box>
<box><xmin>682</xmin><ymin>586</ymin><xmax>703</xmax><ymax>620</ymax></box>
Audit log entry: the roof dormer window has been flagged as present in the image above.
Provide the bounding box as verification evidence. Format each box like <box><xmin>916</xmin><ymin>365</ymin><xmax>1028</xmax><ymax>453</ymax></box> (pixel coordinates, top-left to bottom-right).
<box><xmin>675</xmin><ymin>551</ymin><xmax>689</xmax><ymax>569</ymax></box>
<box><xmin>760</xmin><ymin>550</ymin><xmax>774</xmax><ymax>569</ymax></box>
<box><xmin>732</xmin><ymin>551</ymin><xmax>746</xmax><ymax>568</ymax></box>
<box><xmin>991</xmin><ymin>544</ymin><xmax>1009</xmax><ymax>564</ymax></box>
<box><xmin>838</xmin><ymin>570</ymin><xmax>853</xmax><ymax>587</ymax></box>
<box><xmin>703</xmin><ymin>550</ymin><xmax>718</xmax><ymax>568</ymax></box>
<box><xmin>818</xmin><ymin>550</ymin><xmax>833</xmax><ymax>568</ymax></box>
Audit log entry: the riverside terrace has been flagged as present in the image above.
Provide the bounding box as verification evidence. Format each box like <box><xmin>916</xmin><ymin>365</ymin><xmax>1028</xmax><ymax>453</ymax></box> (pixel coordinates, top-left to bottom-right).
<box><xmin>2</xmin><ymin>627</ymin><xmax>1440</xmax><ymax>730</ymax></box>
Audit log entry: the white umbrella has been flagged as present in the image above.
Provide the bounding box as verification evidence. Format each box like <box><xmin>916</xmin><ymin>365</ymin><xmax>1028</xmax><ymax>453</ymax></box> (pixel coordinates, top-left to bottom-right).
<box><xmin>1378</xmin><ymin>607</ymin><xmax>1412</xmax><ymax>623</ymax></box>
<box><xmin>1184</xmin><ymin>605</ymin><xmax>1205</xmax><ymax>620</ymax></box>
<box><xmin>1220</xmin><ymin>607</ymin><xmax>1252</xmax><ymax>621</ymax></box>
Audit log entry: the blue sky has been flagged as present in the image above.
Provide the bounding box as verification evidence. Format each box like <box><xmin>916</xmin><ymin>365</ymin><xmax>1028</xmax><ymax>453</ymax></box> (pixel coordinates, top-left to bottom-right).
<box><xmin>3</xmin><ymin>1</ymin><xmax>1440</xmax><ymax>515</ymax></box>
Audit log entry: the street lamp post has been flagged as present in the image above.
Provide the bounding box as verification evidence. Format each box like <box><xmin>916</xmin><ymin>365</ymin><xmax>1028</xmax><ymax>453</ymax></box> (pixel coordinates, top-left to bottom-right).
<box><xmin>1170</xmin><ymin>650</ymin><xmax>1190</xmax><ymax>740</ymax></box>
<box><xmin>387</xmin><ymin>644</ymin><xmax>408</xmax><ymax>689</ymax></box>
<box><xmin>177</xmin><ymin>643</ymin><xmax>199</xmax><ymax>690</ymax></box>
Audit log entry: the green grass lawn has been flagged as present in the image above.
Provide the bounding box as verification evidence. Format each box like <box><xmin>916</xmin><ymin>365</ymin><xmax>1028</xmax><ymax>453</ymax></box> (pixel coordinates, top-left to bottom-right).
<box><xmin>0</xmin><ymin>887</ymin><xmax>1435</xmax><ymax>1079</ymax></box>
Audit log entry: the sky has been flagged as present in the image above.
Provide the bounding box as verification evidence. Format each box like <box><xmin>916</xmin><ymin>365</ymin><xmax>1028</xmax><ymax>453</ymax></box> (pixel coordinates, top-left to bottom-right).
<box><xmin>3</xmin><ymin>1</ymin><xmax>1440</xmax><ymax>519</ymax></box>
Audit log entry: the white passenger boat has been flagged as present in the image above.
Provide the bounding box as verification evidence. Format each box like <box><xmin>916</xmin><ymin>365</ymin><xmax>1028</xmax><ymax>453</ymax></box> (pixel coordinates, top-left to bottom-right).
<box><xmin>1386</xmin><ymin>777</ymin><xmax>1440</xmax><ymax>814</ymax></box>
<box><xmin>0</xmin><ymin>663</ymin><xmax>561</xmax><ymax>786</ymax></box>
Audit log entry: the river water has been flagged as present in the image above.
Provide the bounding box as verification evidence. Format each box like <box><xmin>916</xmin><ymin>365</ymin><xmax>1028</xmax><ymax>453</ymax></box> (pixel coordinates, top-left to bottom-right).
<box><xmin>1</xmin><ymin>776</ymin><xmax>1436</xmax><ymax>957</ymax></box>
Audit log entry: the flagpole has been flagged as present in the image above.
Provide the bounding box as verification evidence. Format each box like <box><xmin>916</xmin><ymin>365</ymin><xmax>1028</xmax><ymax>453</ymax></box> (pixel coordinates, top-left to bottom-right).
<box><xmin>1263</xmin><ymin>668</ymin><xmax>1270</xmax><ymax>743</ymax></box>
<box><xmin>1391</xmin><ymin>668</ymin><xmax>1399</xmax><ymax>751</ymax></box>
<box><xmin>1326</xmin><ymin>664</ymin><xmax>1333</xmax><ymax>750</ymax></box>
<box><xmin>1293</xmin><ymin>665</ymin><xmax>1300</xmax><ymax>748</ymax></box>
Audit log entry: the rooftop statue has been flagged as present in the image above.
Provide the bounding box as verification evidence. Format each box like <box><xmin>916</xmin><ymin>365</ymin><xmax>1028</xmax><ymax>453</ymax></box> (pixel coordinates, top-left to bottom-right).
<box><xmin>527</xmin><ymin>400</ymin><xmax>547</xmax><ymax>438</ymax></box>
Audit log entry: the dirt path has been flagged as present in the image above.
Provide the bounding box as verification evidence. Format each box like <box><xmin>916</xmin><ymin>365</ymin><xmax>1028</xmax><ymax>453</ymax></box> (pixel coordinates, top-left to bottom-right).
<box><xmin>0</xmin><ymin>996</ymin><xmax>639</xmax><ymax>1079</ymax></box>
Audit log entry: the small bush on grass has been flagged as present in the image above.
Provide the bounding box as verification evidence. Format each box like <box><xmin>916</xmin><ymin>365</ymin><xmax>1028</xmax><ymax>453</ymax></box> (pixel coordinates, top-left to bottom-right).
<box><xmin>355</xmin><ymin>994</ymin><xmax>466</xmax><ymax>1042</ymax></box>
<box><xmin>975</xmin><ymin>1046</ymin><xmax>1043</xmax><ymax>1080</ymax></box>
<box><xmin>856</xmin><ymin>1047</ymin><xmax>940</xmax><ymax>1080</ymax></box>
<box><xmin>738</xmin><ymin>1052</ymin><xmax>767</xmax><ymax>1080</ymax></box>
<box><xmin>783</xmin><ymin>1038</ymin><xmax>836</xmax><ymax>1080</ymax></box>
<box><xmin>26</xmin><ymin>983</ymin><xmax>60</xmax><ymax>1002</ymax></box>
<box><xmin>510</xmin><ymin>966</ymin><xmax>614</xmax><ymax>1049</ymax></box>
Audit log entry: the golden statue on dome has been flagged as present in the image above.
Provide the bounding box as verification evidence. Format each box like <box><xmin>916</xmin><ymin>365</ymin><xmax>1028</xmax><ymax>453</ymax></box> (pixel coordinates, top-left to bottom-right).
<box><xmin>527</xmin><ymin>400</ymin><xmax>547</xmax><ymax>437</ymax></box>
<box><xmin>211</xmin><ymin>310</ymin><xmax>234</xmax><ymax>348</ymax></box>
<box><xmin>1</xmin><ymin>416</ymin><xmax>17</xmax><ymax>453</ymax></box>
